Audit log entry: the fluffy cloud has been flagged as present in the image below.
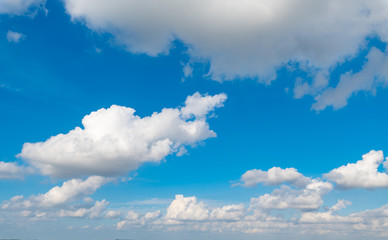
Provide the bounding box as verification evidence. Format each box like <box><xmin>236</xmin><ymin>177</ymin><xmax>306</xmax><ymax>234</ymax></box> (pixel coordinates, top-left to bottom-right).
<box><xmin>325</xmin><ymin>150</ymin><xmax>388</xmax><ymax>189</ymax></box>
<box><xmin>239</xmin><ymin>167</ymin><xmax>332</xmax><ymax>211</ymax></box>
<box><xmin>119</xmin><ymin>195</ymin><xmax>247</xmax><ymax>230</ymax></box>
<box><xmin>250</xmin><ymin>180</ymin><xmax>333</xmax><ymax>211</ymax></box>
<box><xmin>166</xmin><ymin>195</ymin><xmax>209</xmax><ymax>221</ymax></box>
<box><xmin>58</xmin><ymin>199</ymin><xmax>108</xmax><ymax>218</ymax></box>
<box><xmin>113</xmin><ymin>153</ymin><xmax>388</xmax><ymax>234</ymax></box>
<box><xmin>0</xmin><ymin>0</ymin><xmax>46</xmax><ymax>15</ymax></box>
<box><xmin>2</xmin><ymin>176</ymin><xmax>108</xmax><ymax>209</ymax></box>
<box><xmin>62</xmin><ymin>0</ymin><xmax>388</xmax><ymax>80</ymax></box>
<box><xmin>1</xmin><ymin>176</ymin><xmax>110</xmax><ymax>221</ymax></box>
<box><xmin>30</xmin><ymin>176</ymin><xmax>108</xmax><ymax>207</ymax></box>
<box><xmin>6</xmin><ymin>31</ymin><xmax>25</xmax><ymax>43</ymax></box>
<box><xmin>18</xmin><ymin>92</ymin><xmax>226</xmax><ymax>178</ymax></box>
<box><xmin>62</xmin><ymin>0</ymin><xmax>388</xmax><ymax>109</ymax></box>
<box><xmin>0</xmin><ymin>161</ymin><xmax>32</xmax><ymax>179</ymax></box>
<box><xmin>113</xmin><ymin>194</ymin><xmax>388</xmax><ymax>237</ymax></box>
<box><xmin>240</xmin><ymin>167</ymin><xmax>312</xmax><ymax>188</ymax></box>
<box><xmin>210</xmin><ymin>204</ymin><xmax>245</xmax><ymax>221</ymax></box>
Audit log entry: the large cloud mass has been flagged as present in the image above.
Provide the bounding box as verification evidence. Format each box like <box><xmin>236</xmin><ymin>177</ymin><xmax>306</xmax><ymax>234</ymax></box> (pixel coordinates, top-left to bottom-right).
<box><xmin>63</xmin><ymin>0</ymin><xmax>388</xmax><ymax>109</ymax></box>
<box><xmin>18</xmin><ymin>92</ymin><xmax>227</xmax><ymax>178</ymax></box>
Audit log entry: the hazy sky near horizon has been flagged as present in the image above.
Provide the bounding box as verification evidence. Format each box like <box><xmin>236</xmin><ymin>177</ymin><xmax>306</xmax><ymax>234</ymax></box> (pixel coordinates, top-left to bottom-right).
<box><xmin>1</xmin><ymin>1</ymin><xmax>388</xmax><ymax>239</ymax></box>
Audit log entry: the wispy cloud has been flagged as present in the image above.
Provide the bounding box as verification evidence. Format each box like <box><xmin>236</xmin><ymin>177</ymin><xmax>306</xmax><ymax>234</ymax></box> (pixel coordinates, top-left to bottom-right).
<box><xmin>6</xmin><ymin>31</ymin><xmax>25</xmax><ymax>43</ymax></box>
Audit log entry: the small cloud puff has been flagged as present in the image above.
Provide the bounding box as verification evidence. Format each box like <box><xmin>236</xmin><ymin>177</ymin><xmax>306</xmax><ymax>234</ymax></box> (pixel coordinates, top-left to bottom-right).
<box><xmin>6</xmin><ymin>31</ymin><xmax>25</xmax><ymax>43</ymax></box>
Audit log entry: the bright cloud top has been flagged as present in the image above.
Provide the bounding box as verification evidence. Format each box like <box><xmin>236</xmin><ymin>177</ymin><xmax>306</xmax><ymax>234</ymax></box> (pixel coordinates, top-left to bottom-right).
<box><xmin>18</xmin><ymin>92</ymin><xmax>226</xmax><ymax>178</ymax></box>
<box><xmin>63</xmin><ymin>0</ymin><xmax>388</xmax><ymax>109</ymax></box>
<box><xmin>166</xmin><ymin>195</ymin><xmax>210</xmax><ymax>221</ymax></box>
<box><xmin>240</xmin><ymin>167</ymin><xmax>312</xmax><ymax>188</ymax></box>
<box><xmin>325</xmin><ymin>150</ymin><xmax>388</xmax><ymax>189</ymax></box>
<box><xmin>0</xmin><ymin>0</ymin><xmax>46</xmax><ymax>15</ymax></box>
<box><xmin>115</xmin><ymin>194</ymin><xmax>387</xmax><ymax>236</ymax></box>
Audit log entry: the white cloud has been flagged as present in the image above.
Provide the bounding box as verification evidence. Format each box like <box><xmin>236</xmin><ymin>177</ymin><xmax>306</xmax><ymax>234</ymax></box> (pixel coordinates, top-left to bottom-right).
<box><xmin>6</xmin><ymin>31</ymin><xmax>25</xmax><ymax>43</ymax></box>
<box><xmin>312</xmin><ymin>48</ymin><xmax>388</xmax><ymax>111</ymax></box>
<box><xmin>0</xmin><ymin>161</ymin><xmax>32</xmax><ymax>180</ymax></box>
<box><xmin>62</xmin><ymin>0</ymin><xmax>388</xmax><ymax>81</ymax></box>
<box><xmin>325</xmin><ymin>150</ymin><xmax>388</xmax><ymax>189</ymax></box>
<box><xmin>18</xmin><ymin>92</ymin><xmax>226</xmax><ymax>178</ymax></box>
<box><xmin>240</xmin><ymin>167</ymin><xmax>312</xmax><ymax>188</ymax></box>
<box><xmin>0</xmin><ymin>0</ymin><xmax>46</xmax><ymax>15</ymax></box>
<box><xmin>62</xmin><ymin>0</ymin><xmax>388</xmax><ymax>109</ymax></box>
<box><xmin>180</xmin><ymin>92</ymin><xmax>227</xmax><ymax>118</ymax></box>
<box><xmin>165</xmin><ymin>195</ymin><xmax>209</xmax><ymax>221</ymax></box>
<box><xmin>239</xmin><ymin>167</ymin><xmax>331</xmax><ymax>211</ymax></box>
<box><xmin>1</xmin><ymin>176</ymin><xmax>110</xmax><ymax>220</ymax></box>
<box><xmin>299</xmin><ymin>200</ymin><xmax>360</xmax><ymax>224</ymax></box>
<box><xmin>348</xmin><ymin>204</ymin><xmax>388</xmax><ymax>235</ymax></box>
<box><xmin>250</xmin><ymin>180</ymin><xmax>333</xmax><ymax>211</ymax></box>
<box><xmin>58</xmin><ymin>199</ymin><xmax>108</xmax><ymax>218</ymax></box>
<box><xmin>2</xmin><ymin>176</ymin><xmax>108</xmax><ymax>210</ymax></box>
<box><xmin>114</xmin><ymin>193</ymin><xmax>388</xmax><ymax>236</ymax></box>
<box><xmin>210</xmin><ymin>204</ymin><xmax>245</xmax><ymax>221</ymax></box>
<box><xmin>31</xmin><ymin>176</ymin><xmax>108</xmax><ymax>207</ymax></box>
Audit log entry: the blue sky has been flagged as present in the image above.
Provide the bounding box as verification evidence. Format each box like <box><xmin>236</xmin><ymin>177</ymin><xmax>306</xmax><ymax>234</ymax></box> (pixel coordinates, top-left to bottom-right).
<box><xmin>1</xmin><ymin>0</ymin><xmax>388</xmax><ymax>239</ymax></box>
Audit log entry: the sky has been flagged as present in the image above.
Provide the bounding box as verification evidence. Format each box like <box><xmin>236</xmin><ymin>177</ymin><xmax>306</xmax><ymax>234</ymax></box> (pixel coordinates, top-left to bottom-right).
<box><xmin>1</xmin><ymin>0</ymin><xmax>388</xmax><ymax>239</ymax></box>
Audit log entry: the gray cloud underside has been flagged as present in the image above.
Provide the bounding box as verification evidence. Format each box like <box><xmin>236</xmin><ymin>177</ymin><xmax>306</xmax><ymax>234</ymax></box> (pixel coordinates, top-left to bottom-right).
<box><xmin>63</xmin><ymin>0</ymin><xmax>388</xmax><ymax>110</ymax></box>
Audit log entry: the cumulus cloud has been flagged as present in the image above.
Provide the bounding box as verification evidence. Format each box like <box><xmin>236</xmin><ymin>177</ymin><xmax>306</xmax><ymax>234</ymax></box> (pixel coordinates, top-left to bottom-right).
<box><xmin>250</xmin><ymin>180</ymin><xmax>333</xmax><ymax>211</ymax></box>
<box><xmin>4</xmin><ymin>188</ymin><xmax>388</xmax><ymax>237</ymax></box>
<box><xmin>325</xmin><ymin>150</ymin><xmax>388</xmax><ymax>189</ymax></box>
<box><xmin>113</xmin><ymin>155</ymin><xmax>388</xmax><ymax>234</ymax></box>
<box><xmin>239</xmin><ymin>167</ymin><xmax>331</xmax><ymax>211</ymax></box>
<box><xmin>210</xmin><ymin>204</ymin><xmax>245</xmax><ymax>221</ymax></box>
<box><xmin>0</xmin><ymin>161</ymin><xmax>32</xmax><ymax>180</ymax></box>
<box><xmin>0</xmin><ymin>0</ymin><xmax>46</xmax><ymax>15</ymax></box>
<box><xmin>166</xmin><ymin>195</ymin><xmax>209</xmax><ymax>221</ymax></box>
<box><xmin>62</xmin><ymin>0</ymin><xmax>388</xmax><ymax>109</ymax></box>
<box><xmin>113</xmin><ymin>194</ymin><xmax>388</xmax><ymax>237</ymax></box>
<box><xmin>2</xmin><ymin>176</ymin><xmax>108</xmax><ymax>209</ymax></box>
<box><xmin>30</xmin><ymin>176</ymin><xmax>108</xmax><ymax>207</ymax></box>
<box><xmin>180</xmin><ymin>92</ymin><xmax>227</xmax><ymax>118</ymax></box>
<box><xmin>240</xmin><ymin>167</ymin><xmax>312</xmax><ymax>188</ymax></box>
<box><xmin>18</xmin><ymin>92</ymin><xmax>226</xmax><ymax>178</ymax></box>
<box><xmin>1</xmin><ymin>176</ymin><xmax>110</xmax><ymax>221</ymax></box>
<box><xmin>6</xmin><ymin>31</ymin><xmax>25</xmax><ymax>43</ymax></box>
